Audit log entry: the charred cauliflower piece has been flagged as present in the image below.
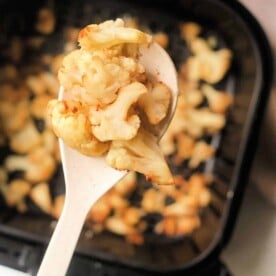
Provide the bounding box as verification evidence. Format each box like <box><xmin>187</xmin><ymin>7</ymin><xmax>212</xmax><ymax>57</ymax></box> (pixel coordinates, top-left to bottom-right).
<box><xmin>90</xmin><ymin>82</ymin><xmax>147</xmax><ymax>141</ymax></box>
<box><xmin>48</xmin><ymin>100</ymin><xmax>109</xmax><ymax>156</ymax></box>
<box><xmin>106</xmin><ymin>128</ymin><xmax>173</xmax><ymax>185</ymax></box>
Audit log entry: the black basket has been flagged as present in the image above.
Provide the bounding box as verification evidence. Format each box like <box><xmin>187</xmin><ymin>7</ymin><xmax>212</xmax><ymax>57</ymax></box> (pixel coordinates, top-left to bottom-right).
<box><xmin>0</xmin><ymin>0</ymin><xmax>273</xmax><ymax>275</ymax></box>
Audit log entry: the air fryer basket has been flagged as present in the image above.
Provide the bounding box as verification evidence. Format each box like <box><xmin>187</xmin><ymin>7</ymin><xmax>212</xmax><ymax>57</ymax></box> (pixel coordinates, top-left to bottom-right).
<box><xmin>0</xmin><ymin>0</ymin><xmax>273</xmax><ymax>274</ymax></box>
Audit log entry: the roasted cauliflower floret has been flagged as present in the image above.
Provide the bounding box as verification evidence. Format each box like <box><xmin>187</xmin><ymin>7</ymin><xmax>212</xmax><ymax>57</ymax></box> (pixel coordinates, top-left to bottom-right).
<box><xmin>51</xmin><ymin>195</ymin><xmax>65</xmax><ymax>219</ymax></box>
<box><xmin>105</xmin><ymin>216</ymin><xmax>136</xmax><ymax>235</ymax></box>
<box><xmin>26</xmin><ymin>74</ymin><xmax>46</xmax><ymax>96</ymax></box>
<box><xmin>159</xmin><ymin>94</ymin><xmax>188</xmax><ymax>155</ymax></box>
<box><xmin>153</xmin><ymin>32</ymin><xmax>169</xmax><ymax>49</ymax></box>
<box><xmin>174</xmin><ymin>133</ymin><xmax>195</xmax><ymax>164</ymax></box>
<box><xmin>90</xmin><ymin>82</ymin><xmax>147</xmax><ymax>141</ymax></box>
<box><xmin>88</xmin><ymin>195</ymin><xmax>112</xmax><ymax>223</ymax></box>
<box><xmin>78</xmin><ymin>18</ymin><xmax>152</xmax><ymax>51</ymax></box>
<box><xmin>48</xmin><ymin>100</ymin><xmax>109</xmax><ymax>156</ymax></box>
<box><xmin>163</xmin><ymin>196</ymin><xmax>198</xmax><ymax>216</ymax></box>
<box><xmin>141</xmin><ymin>188</ymin><xmax>165</xmax><ymax>212</ymax></box>
<box><xmin>0</xmin><ymin>65</ymin><xmax>18</xmax><ymax>82</ymax></box>
<box><xmin>58</xmin><ymin>49</ymin><xmax>145</xmax><ymax>106</ymax></box>
<box><xmin>108</xmin><ymin>190</ymin><xmax>129</xmax><ymax>210</ymax></box>
<box><xmin>0</xmin><ymin>100</ymin><xmax>30</xmax><ymax>136</ymax></box>
<box><xmin>187</xmin><ymin>108</ymin><xmax>226</xmax><ymax>134</ymax></box>
<box><xmin>0</xmin><ymin>83</ymin><xmax>30</xmax><ymax>103</ymax></box>
<box><xmin>178</xmin><ymin>77</ymin><xmax>203</xmax><ymax>107</ymax></box>
<box><xmin>179</xmin><ymin>22</ymin><xmax>202</xmax><ymax>42</ymax></box>
<box><xmin>183</xmin><ymin>38</ymin><xmax>232</xmax><ymax>83</ymax></box>
<box><xmin>3</xmin><ymin>179</ymin><xmax>31</xmax><ymax>207</ymax></box>
<box><xmin>188</xmin><ymin>174</ymin><xmax>212</xmax><ymax>207</ymax></box>
<box><xmin>113</xmin><ymin>171</ymin><xmax>137</xmax><ymax>196</ymax></box>
<box><xmin>154</xmin><ymin>215</ymin><xmax>200</xmax><ymax>236</ymax></box>
<box><xmin>188</xmin><ymin>141</ymin><xmax>215</xmax><ymax>168</ymax></box>
<box><xmin>0</xmin><ymin>167</ymin><xmax>7</xmax><ymax>187</ymax></box>
<box><xmin>201</xmin><ymin>84</ymin><xmax>233</xmax><ymax>114</ymax></box>
<box><xmin>35</xmin><ymin>8</ymin><xmax>56</xmax><ymax>35</ymax></box>
<box><xmin>5</xmin><ymin>147</ymin><xmax>56</xmax><ymax>183</ymax></box>
<box><xmin>30</xmin><ymin>182</ymin><xmax>52</xmax><ymax>214</ymax></box>
<box><xmin>30</xmin><ymin>94</ymin><xmax>55</xmax><ymax>119</ymax></box>
<box><xmin>10</xmin><ymin>121</ymin><xmax>42</xmax><ymax>154</ymax></box>
<box><xmin>138</xmin><ymin>82</ymin><xmax>171</xmax><ymax>125</ymax></box>
<box><xmin>106</xmin><ymin>128</ymin><xmax>173</xmax><ymax>185</ymax></box>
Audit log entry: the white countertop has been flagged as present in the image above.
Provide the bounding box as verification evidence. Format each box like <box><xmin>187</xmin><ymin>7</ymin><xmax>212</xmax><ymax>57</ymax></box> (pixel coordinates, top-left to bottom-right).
<box><xmin>222</xmin><ymin>184</ymin><xmax>276</xmax><ymax>276</ymax></box>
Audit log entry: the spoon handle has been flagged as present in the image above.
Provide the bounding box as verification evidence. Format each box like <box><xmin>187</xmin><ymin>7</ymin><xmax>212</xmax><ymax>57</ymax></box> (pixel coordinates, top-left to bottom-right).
<box><xmin>37</xmin><ymin>197</ymin><xmax>90</xmax><ymax>276</ymax></box>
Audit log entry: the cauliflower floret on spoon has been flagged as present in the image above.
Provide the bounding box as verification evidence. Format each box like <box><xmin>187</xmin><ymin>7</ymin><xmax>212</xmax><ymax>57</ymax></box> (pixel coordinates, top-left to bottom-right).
<box><xmin>106</xmin><ymin>128</ymin><xmax>174</xmax><ymax>185</ymax></box>
<box><xmin>138</xmin><ymin>82</ymin><xmax>171</xmax><ymax>125</ymax></box>
<box><xmin>48</xmin><ymin>100</ymin><xmax>109</xmax><ymax>156</ymax></box>
<box><xmin>49</xmin><ymin>19</ymin><xmax>174</xmax><ymax>185</ymax></box>
<box><xmin>58</xmin><ymin>49</ymin><xmax>145</xmax><ymax>107</ymax></box>
<box><xmin>78</xmin><ymin>18</ymin><xmax>152</xmax><ymax>51</ymax></box>
<box><xmin>90</xmin><ymin>82</ymin><xmax>147</xmax><ymax>141</ymax></box>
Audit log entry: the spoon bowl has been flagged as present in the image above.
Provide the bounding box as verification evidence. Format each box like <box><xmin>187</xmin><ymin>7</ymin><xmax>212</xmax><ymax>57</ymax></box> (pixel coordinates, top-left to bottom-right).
<box><xmin>37</xmin><ymin>42</ymin><xmax>178</xmax><ymax>276</ymax></box>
